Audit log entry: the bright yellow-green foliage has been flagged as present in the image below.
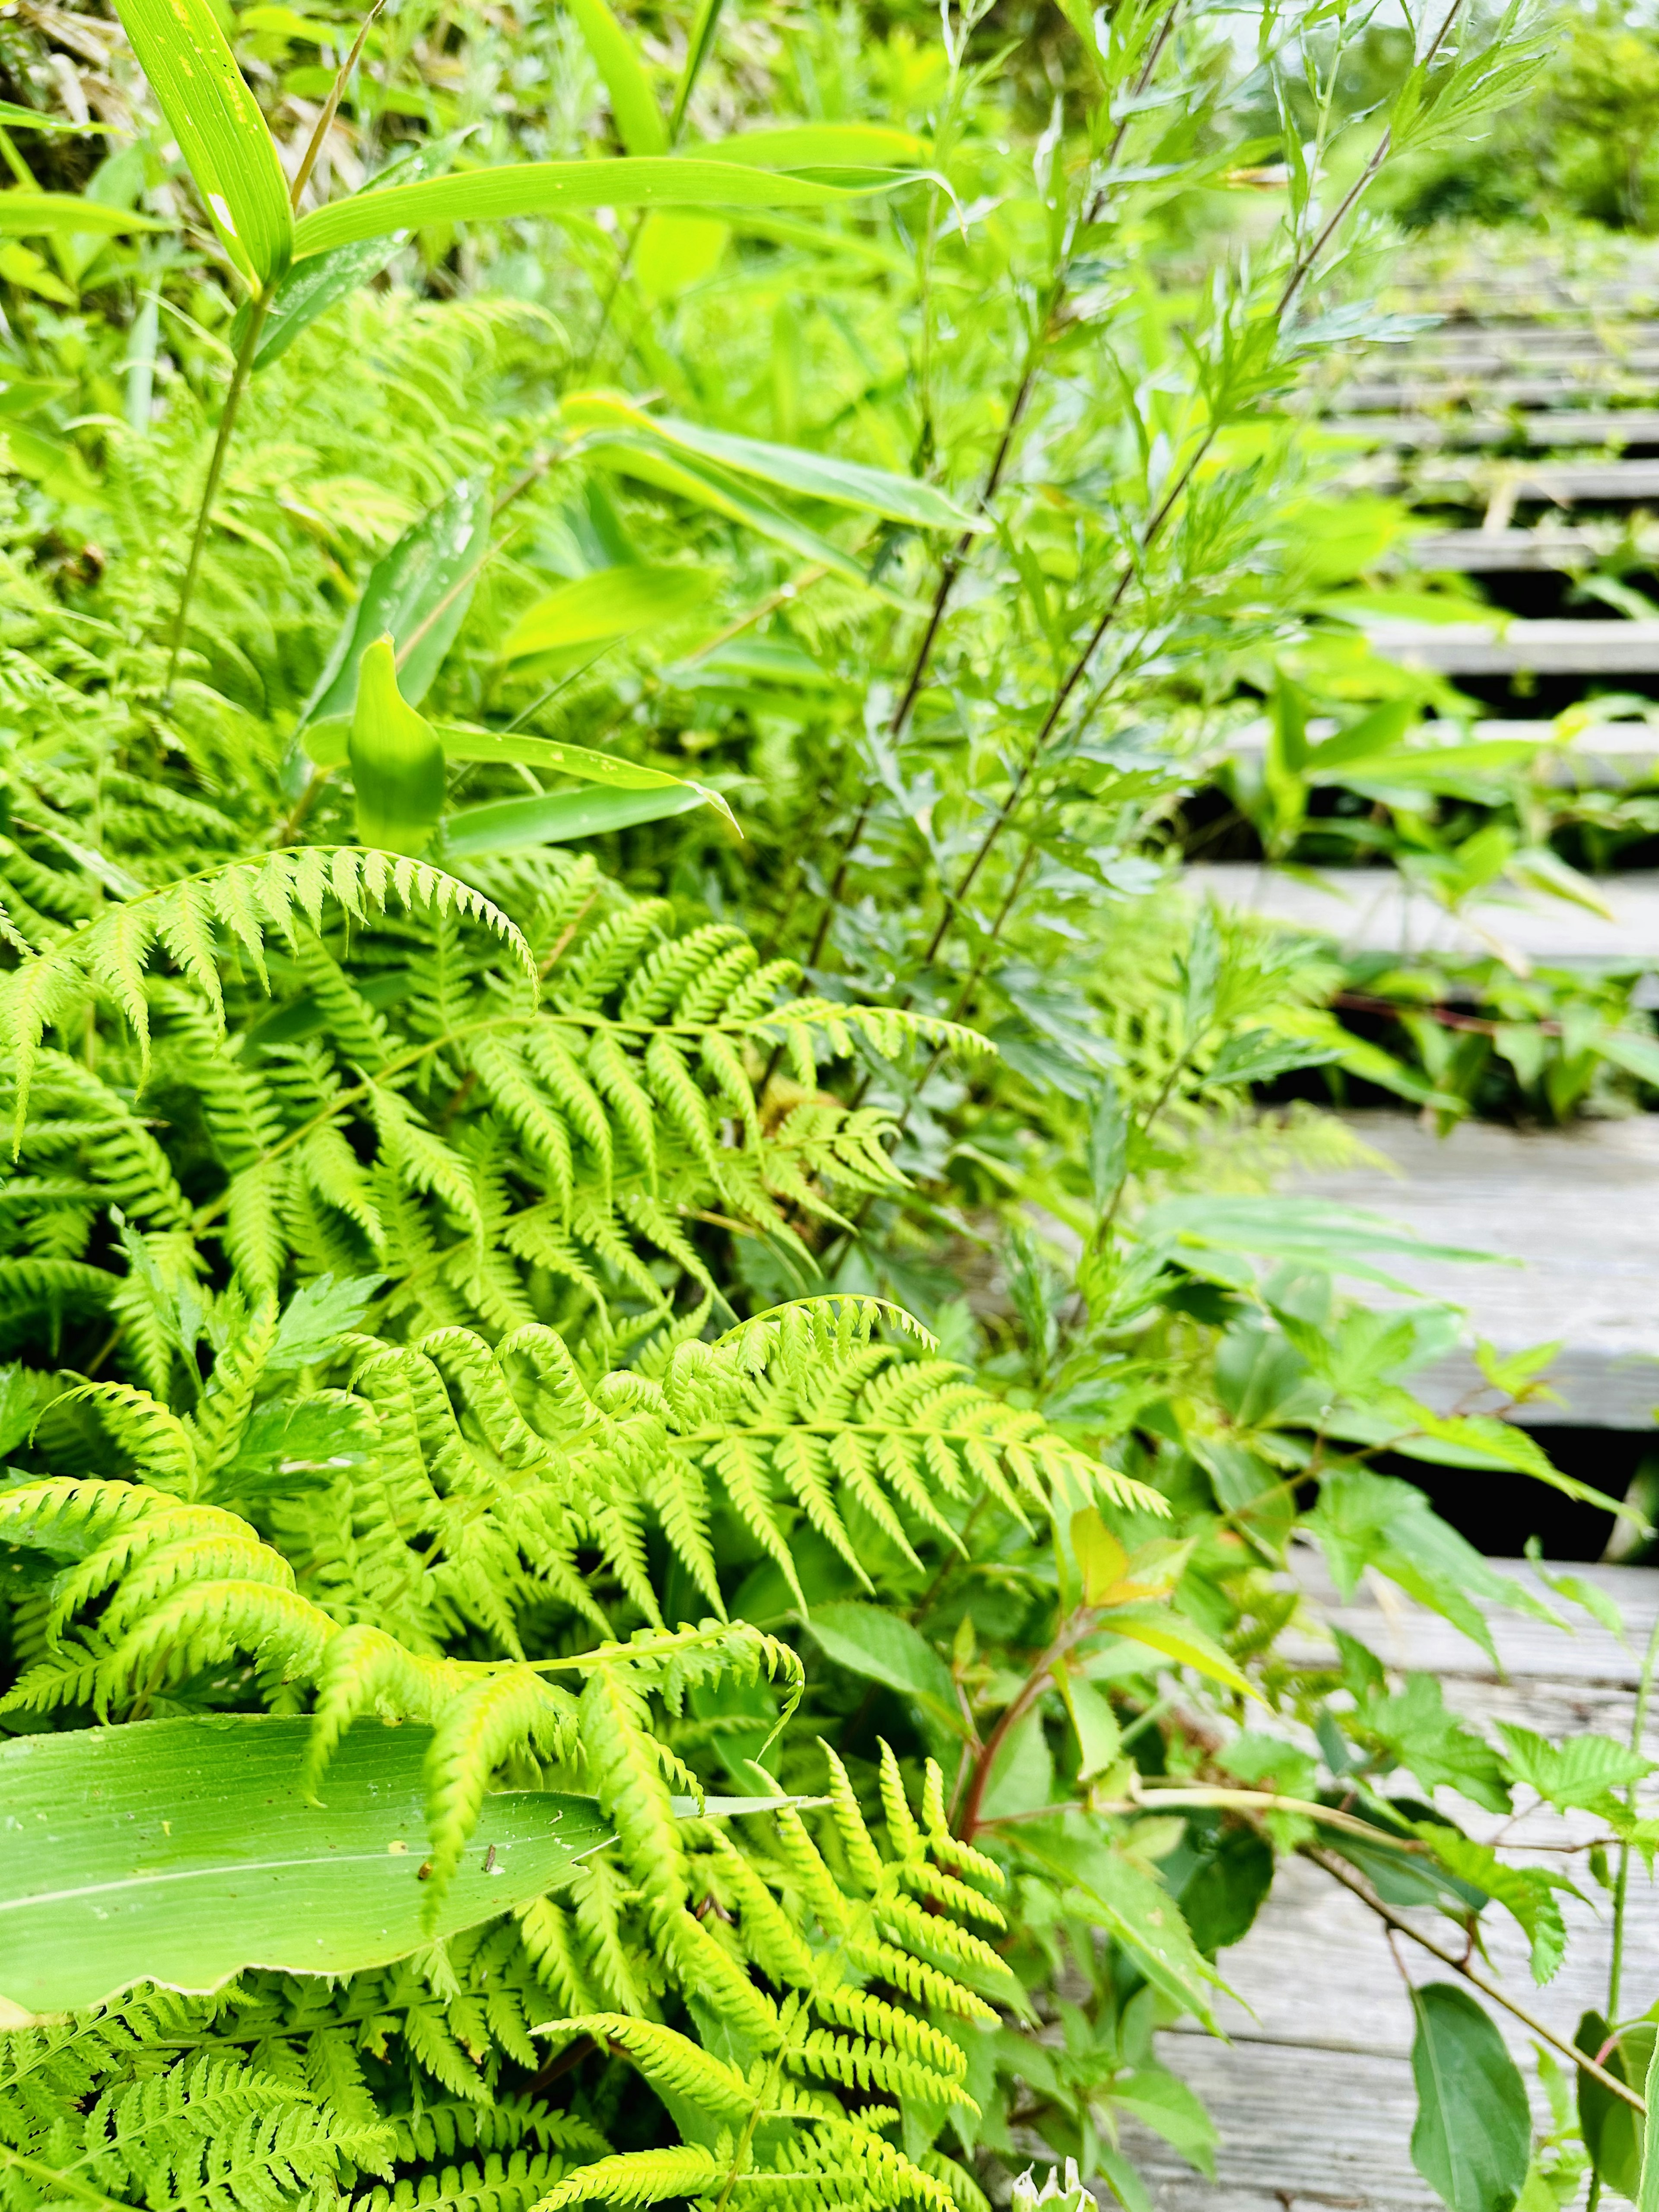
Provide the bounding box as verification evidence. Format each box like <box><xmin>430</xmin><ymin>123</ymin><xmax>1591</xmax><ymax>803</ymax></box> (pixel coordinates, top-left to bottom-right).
<box><xmin>0</xmin><ymin>2</ymin><xmax>1629</xmax><ymax>2211</ymax></box>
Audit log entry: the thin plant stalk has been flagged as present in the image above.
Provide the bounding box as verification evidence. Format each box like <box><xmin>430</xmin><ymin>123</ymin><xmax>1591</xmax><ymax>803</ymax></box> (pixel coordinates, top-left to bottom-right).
<box><xmin>163</xmin><ymin>286</ymin><xmax>275</xmax><ymax>702</ymax></box>
<box><xmin>1608</xmin><ymin>1608</ymin><xmax>1659</xmax><ymax>2024</ymax></box>
<box><xmin>801</xmin><ymin>0</ymin><xmax>1184</xmax><ymax>973</ymax></box>
<box><xmin>1309</xmin><ymin>1847</ymin><xmax>1647</xmax><ymax>2116</ymax></box>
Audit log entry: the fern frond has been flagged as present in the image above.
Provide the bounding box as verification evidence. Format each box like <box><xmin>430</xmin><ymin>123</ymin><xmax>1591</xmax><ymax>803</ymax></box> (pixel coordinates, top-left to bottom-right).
<box><xmin>2</xmin><ymin>850</ymin><xmax>535</xmax><ymax>1134</ymax></box>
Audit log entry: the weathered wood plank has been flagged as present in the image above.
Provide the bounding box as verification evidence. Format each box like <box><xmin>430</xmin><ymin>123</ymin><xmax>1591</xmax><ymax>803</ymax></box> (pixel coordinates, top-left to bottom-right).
<box><xmin>1326</xmin><ymin>408</ymin><xmax>1659</xmax><ymax>448</ymax></box>
<box><xmin>1366</xmin><ymin>458</ymin><xmax>1659</xmax><ymax>501</ymax></box>
<box><xmin>1122</xmin><ymin>2040</ymin><xmax>1440</xmax><ymax>2209</ymax></box>
<box><xmin>1189</xmin><ymin>858</ymin><xmax>1659</xmax><ymax>966</ymax></box>
<box><xmin>1341</xmin><ymin>376</ymin><xmax>1659</xmax><ymax>412</ymax></box>
<box><xmin>1407</xmin><ymin>525</ymin><xmax>1609</xmax><ymax>571</ymax></box>
<box><xmin>1344</xmin><ymin>618</ymin><xmax>1659</xmax><ymax>677</ymax></box>
<box><xmin>1287</xmin><ymin>1114</ymin><xmax>1659</xmax><ymax>1429</ymax></box>
<box><xmin>1119</xmin><ymin>1558</ymin><xmax>1659</xmax><ymax>2201</ymax></box>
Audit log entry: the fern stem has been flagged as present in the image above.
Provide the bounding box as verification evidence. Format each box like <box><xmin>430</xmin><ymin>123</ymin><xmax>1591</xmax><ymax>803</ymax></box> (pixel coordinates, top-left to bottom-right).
<box><xmin>0</xmin><ymin>2143</ymin><xmax>146</xmax><ymax>2212</ymax></box>
<box><xmin>164</xmin><ymin>286</ymin><xmax>275</xmax><ymax>703</ymax></box>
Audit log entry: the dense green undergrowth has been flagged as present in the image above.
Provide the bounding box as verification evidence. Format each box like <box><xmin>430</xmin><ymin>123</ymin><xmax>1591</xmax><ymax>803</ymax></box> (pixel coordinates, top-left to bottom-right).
<box><xmin>0</xmin><ymin>3</ymin><xmax>1656</xmax><ymax>2211</ymax></box>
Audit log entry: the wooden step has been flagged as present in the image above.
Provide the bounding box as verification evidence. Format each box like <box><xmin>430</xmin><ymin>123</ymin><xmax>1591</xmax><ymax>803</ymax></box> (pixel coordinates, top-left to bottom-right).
<box><xmin>1224</xmin><ymin>714</ymin><xmax>1659</xmax><ymax>783</ymax></box>
<box><xmin>1352</xmin><ymin>617</ymin><xmax>1659</xmax><ymax>674</ymax></box>
<box><xmin>1340</xmin><ymin>375</ymin><xmax>1659</xmax><ymax>412</ymax></box>
<box><xmin>1189</xmin><ymin>858</ymin><xmax>1659</xmax><ymax>967</ymax></box>
<box><xmin>1291</xmin><ymin>1110</ymin><xmax>1659</xmax><ymax>1428</ymax></box>
<box><xmin>1127</xmin><ymin>1555</ymin><xmax>1659</xmax><ymax>2205</ymax></box>
<box><xmin>1325</xmin><ymin>407</ymin><xmax>1659</xmax><ymax>448</ymax></box>
<box><xmin>1406</xmin><ymin>524</ymin><xmax>1610</xmax><ymax>572</ymax></box>
<box><xmin>1362</xmin><ymin>457</ymin><xmax>1659</xmax><ymax>502</ymax></box>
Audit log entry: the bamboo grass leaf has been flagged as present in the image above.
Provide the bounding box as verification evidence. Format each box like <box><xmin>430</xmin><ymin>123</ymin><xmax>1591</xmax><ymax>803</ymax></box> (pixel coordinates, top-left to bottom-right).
<box><xmin>0</xmin><ymin>191</ymin><xmax>169</xmax><ymax>234</ymax></box>
<box><xmin>566</xmin><ymin>0</ymin><xmax>667</xmax><ymax>157</ymax></box>
<box><xmin>290</xmin><ymin>156</ymin><xmax>934</xmax><ymax>258</ymax></box>
<box><xmin>0</xmin><ymin>1716</ymin><xmax>611</xmax><ymax>2016</ymax></box>
<box><xmin>563</xmin><ymin>391</ymin><xmax>978</xmax><ymax>530</ymax></box>
<box><xmin>499</xmin><ymin>566</ymin><xmax>715</xmax><ymax>659</ymax></box>
<box><xmin>111</xmin><ymin>0</ymin><xmax>293</xmax><ymax>287</ymax></box>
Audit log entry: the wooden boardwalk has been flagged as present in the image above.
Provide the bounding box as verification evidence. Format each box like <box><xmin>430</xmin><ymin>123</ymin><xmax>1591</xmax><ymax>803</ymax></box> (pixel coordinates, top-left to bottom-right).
<box><xmin>1138</xmin><ymin>277</ymin><xmax>1659</xmax><ymax>2198</ymax></box>
<box><xmin>1125</xmin><ymin>1557</ymin><xmax>1659</xmax><ymax>2206</ymax></box>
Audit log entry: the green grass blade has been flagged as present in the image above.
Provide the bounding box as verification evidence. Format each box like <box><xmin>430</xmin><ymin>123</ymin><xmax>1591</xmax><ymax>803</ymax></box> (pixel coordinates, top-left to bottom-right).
<box><xmin>291</xmin><ymin>156</ymin><xmax>932</xmax><ymax>258</ymax></box>
<box><xmin>443</xmin><ymin>782</ymin><xmax>718</xmax><ymax>855</ymax></box>
<box><xmin>668</xmin><ymin>0</ymin><xmax>724</xmax><ymax>141</ymax></box>
<box><xmin>0</xmin><ymin>191</ymin><xmax>168</xmax><ymax>235</ymax></box>
<box><xmin>563</xmin><ymin>391</ymin><xmax>977</xmax><ymax>530</ymax></box>
<box><xmin>567</xmin><ymin>0</ymin><xmax>667</xmax><ymax>156</ymax></box>
<box><xmin>111</xmin><ymin>0</ymin><xmax>293</xmax><ymax>287</ymax></box>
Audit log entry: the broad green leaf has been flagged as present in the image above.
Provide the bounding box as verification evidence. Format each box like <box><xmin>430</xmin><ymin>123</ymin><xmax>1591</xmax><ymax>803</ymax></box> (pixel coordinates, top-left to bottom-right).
<box><xmin>567</xmin><ymin>0</ymin><xmax>667</xmax><ymax>156</ymax></box>
<box><xmin>698</xmin><ymin>125</ymin><xmax>929</xmax><ymax>168</ymax></box>
<box><xmin>246</xmin><ymin>232</ymin><xmax>402</xmax><ymax>368</ymax></box>
<box><xmin>1174</xmin><ymin>1826</ymin><xmax>1274</xmax><ymax>1956</ymax></box>
<box><xmin>499</xmin><ymin>566</ymin><xmax>716</xmax><ymax>660</ymax></box>
<box><xmin>1329</xmin><ymin>741</ymin><xmax>1542</xmax><ymax>793</ymax></box>
<box><xmin>111</xmin><ymin>0</ymin><xmax>293</xmax><ymax>288</ymax></box>
<box><xmin>0</xmin><ymin>1716</ymin><xmax>611</xmax><ymax>2018</ymax></box>
<box><xmin>1072</xmin><ymin>1507</ymin><xmax>1129</xmax><ymax>1604</ymax></box>
<box><xmin>240</xmin><ymin>141</ymin><xmax>464</xmax><ymax>370</ymax></box>
<box><xmin>978</xmin><ymin>1705</ymin><xmax>1053</xmax><ymax>1818</ymax></box>
<box><xmin>806</xmin><ymin>1601</ymin><xmax>964</xmax><ymax>1731</ymax></box>
<box><xmin>442</xmin><ymin>781</ymin><xmax>718</xmax><ymax>856</ymax></box>
<box><xmin>1639</xmin><ymin>2030</ymin><xmax>1659</xmax><ymax>2212</ymax></box>
<box><xmin>1056</xmin><ymin>1669</ymin><xmax>1122</xmax><ymax>1780</ymax></box>
<box><xmin>349</xmin><ymin>637</ymin><xmax>446</xmax><ymax>856</ymax></box>
<box><xmin>1303</xmin><ymin>697</ymin><xmax>1416</xmax><ymax>768</ymax></box>
<box><xmin>1409</xmin><ymin>1985</ymin><xmax>1531</xmax><ymax>2212</ymax></box>
<box><xmin>1096</xmin><ymin>1603</ymin><xmax>1263</xmax><ymax>1702</ymax></box>
<box><xmin>0</xmin><ymin>191</ymin><xmax>168</xmax><ymax>236</ymax></box>
<box><xmin>1108</xmin><ymin>2070</ymin><xmax>1218</xmax><ymax>2180</ymax></box>
<box><xmin>291</xmin><ymin>157</ymin><xmax>931</xmax><ymax>260</ymax></box>
<box><xmin>633</xmin><ymin>210</ymin><xmax>728</xmax><ymax>298</ymax></box>
<box><xmin>1579</xmin><ymin>2010</ymin><xmax>1648</xmax><ymax>2199</ymax></box>
<box><xmin>300</xmin><ymin>474</ymin><xmax>492</xmax><ymax>727</ymax></box>
<box><xmin>563</xmin><ymin>391</ymin><xmax>978</xmax><ymax>530</ymax></box>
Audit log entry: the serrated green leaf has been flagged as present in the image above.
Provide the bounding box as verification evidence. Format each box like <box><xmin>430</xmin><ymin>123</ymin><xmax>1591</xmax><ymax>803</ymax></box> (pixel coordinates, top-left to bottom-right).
<box><xmin>806</xmin><ymin>1601</ymin><xmax>964</xmax><ymax>1731</ymax></box>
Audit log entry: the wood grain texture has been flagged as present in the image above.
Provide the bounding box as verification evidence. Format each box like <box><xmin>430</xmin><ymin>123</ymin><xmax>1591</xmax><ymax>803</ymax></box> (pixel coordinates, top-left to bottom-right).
<box><xmin>1112</xmin><ymin>1557</ymin><xmax>1659</xmax><ymax>2204</ymax></box>
<box><xmin>1121</xmin><ymin>2041</ymin><xmax>1443</xmax><ymax>2209</ymax></box>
